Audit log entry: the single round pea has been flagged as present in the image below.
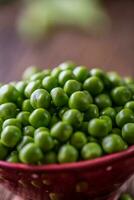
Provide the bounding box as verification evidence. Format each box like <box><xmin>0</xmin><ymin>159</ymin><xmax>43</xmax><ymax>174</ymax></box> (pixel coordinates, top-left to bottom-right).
<box><xmin>22</xmin><ymin>99</ymin><xmax>34</xmax><ymax>112</ymax></box>
<box><xmin>0</xmin><ymin>103</ymin><xmax>18</xmax><ymax>120</ymax></box>
<box><xmin>62</xmin><ymin>109</ymin><xmax>83</xmax><ymax>127</ymax></box>
<box><xmin>80</xmin><ymin>121</ymin><xmax>88</xmax><ymax>134</ymax></box>
<box><xmin>112</xmin><ymin>128</ymin><xmax>122</xmax><ymax>136</ymax></box>
<box><xmin>84</xmin><ymin>104</ymin><xmax>99</xmax><ymax>121</ymax></box>
<box><xmin>1</xmin><ymin>126</ymin><xmax>22</xmax><ymax>148</ymax></box>
<box><xmin>42</xmin><ymin>76</ymin><xmax>58</xmax><ymax>92</ymax></box>
<box><xmin>19</xmin><ymin>143</ymin><xmax>43</xmax><ymax>164</ymax></box>
<box><xmin>125</xmin><ymin>101</ymin><xmax>134</xmax><ymax>113</ymax></box>
<box><xmin>95</xmin><ymin>93</ymin><xmax>112</xmax><ymax>109</ymax></box>
<box><xmin>34</xmin><ymin>131</ymin><xmax>54</xmax><ymax>152</ymax></box>
<box><xmin>81</xmin><ymin>142</ymin><xmax>103</xmax><ymax>160</ymax></box>
<box><xmin>50</xmin><ymin>114</ymin><xmax>59</xmax><ymax>127</ymax></box>
<box><xmin>24</xmin><ymin>80</ymin><xmax>41</xmax><ymax>98</ymax></box>
<box><xmin>0</xmin><ymin>141</ymin><xmax>8</xmax><ymax>160</ymax></box>
<box><xmin>59</xmin><ymin>61</ymin><xmax>76</xmax><ymax>71</ymax></box>
<box><xmin>50</xmin><ymin>121</ymin><xmax>73</xmax><ymax>142</ymax></box>
<box><xmin>73</xmin><ymin>66</ymin><xmax>89</xmax><ymax>82</ymax></box>
<box><xmin>17</xmin><ymin>111</ymin><xmax>30</xmax><ymax>126</ymax></box>
<box><xmin>58</xmin><ymin>144</ymin><xmax>78</xmax><ymax>163</ymax></box>
<box><xmin>34</xmin><ymin>127</ymin><xmax>49</xmax><ymax>136</ymax></box>
<box><xmin>70</xmin><ymin>132</ymin><xmax>87</xmax><ymax>149</ymax></box>
<box><xmin>59</xmin><ymin>107</ymin><xmax>69</xmax><ymax>119</ymax></box>
<box><xmin>122</xmin><ymin>123</ymin><xmax>134</xmax><ymax>144</ymax></box>
<box><xmin>58</xmin><ymin>70</ymin><xmax>74</xmax><ymax>86</ymax></box>
<box><xmin>107</xmin><ymin>72</ymin><xmax>122</xmax><ymax>87</ymax></box>
<box><xmin>15</xmin><ymin>81</ymin><xmax>27</xmax><ymax>96</ymax></box>
<box><xmin>83</xmin><ymin>76</ymin><xmax>104</xmax><ymax>96</ymax></box>
<box><xmin>51</xmin><ymin>87</ymin><xmax>68</xmax><ymax>107</ymax></box>
<box><xmin>88</xmin><ymin>118</ymin><xmax>109</xmax><ymax>138</ymax></box>
<box><xmin>102</xmin><ymin>134</ymin><xmax>127</xmax><ymax>154</ymax></box>
<box><xmin>100</xmin><ymin>107</ymin><xmax>116</xmax><ymax>122</ymax></box>
<box><xmin>29</xmin><ymin>108</ymin><xmax>51</xmax><ymax>128</ymax></box>
<box><xmin>43</xmin><ymin>151</ymin><xmax>57</xmax><ymax>164</ymax></box>
<box><xmin>119</xmin><ymin>193</ymin><xmax>134</xmax><ymax>200</ymax></box>
<box><xmin>69</xmin><ymin>91</ymin><xmax>93</xmax><ymax>111</ymax></box>
<box><xmin>17</xmin><ymin>136</ymin><xmax>34</xmax><ymax>151</ymax></box>
<box><xmin>99</xmin><ymin>116</ymin><xmax>112</xmax><ymax>133</ymax></box>
<box><xmin>30</xmin><ymin>89</ymin><xmax>51</xmax><ymax>109</ymax></box>
<box><xmin>6</xmin><ymin>151</ymin><xmax>19</xmax><ymax>163</ymax></box>
<box><xmin>3</xmin><ymin>118</ymin><xmax>21</xmax><ymax>129</ymax></box>
<box><xmin>22</xmin><ymin>66</ymin><xmax>40</xmax><ymax>80</ymax></box>
<box><xmin>0</xmin><ymin>84</ymin><xmax>19</xmax><ymax>104</ymax></box>
<box><xmin>116</xmin><ymin>108</ymin><xmax>134</xmax><ymax>128</ymax></box>
<box><xmin>64</xmin><ymin>80</ymin><xmax>82</xmax><ymax>96</ymax></box>
<box><xmin>111</xmin><ymin>86</ymin><xmax>132</xmax><ymax>106</ymax></box>
<box><xmin>51</xmin><ymin>67</ymin><xmax>62</xmax><ymax>78</ymax></box>
<box><xmin>23</xmin><ymin>126</ymin><xmax>35</xmax><ymax>137</ymax></box>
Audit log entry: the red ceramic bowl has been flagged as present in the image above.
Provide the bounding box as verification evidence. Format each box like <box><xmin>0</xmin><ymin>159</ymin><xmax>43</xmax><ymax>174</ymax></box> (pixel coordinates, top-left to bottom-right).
<box><xmin>0</xmin><ymin>146</ymin><xmax>134</xmax><ymax>200</ymax></box>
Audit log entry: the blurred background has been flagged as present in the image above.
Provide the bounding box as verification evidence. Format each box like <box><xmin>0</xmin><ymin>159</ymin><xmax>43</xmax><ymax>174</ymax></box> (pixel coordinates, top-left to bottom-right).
<box><xmin>0</xmin><ymin>0</ymin><xmax>134</xmax><ymax>83</ymax></box>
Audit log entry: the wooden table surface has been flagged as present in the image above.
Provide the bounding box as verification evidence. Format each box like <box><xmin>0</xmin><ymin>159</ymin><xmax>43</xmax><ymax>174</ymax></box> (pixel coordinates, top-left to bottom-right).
<box><xmin>0</xmin><ymin>0</ymin><xmax>134</xmax><ymax>199</ymax></box>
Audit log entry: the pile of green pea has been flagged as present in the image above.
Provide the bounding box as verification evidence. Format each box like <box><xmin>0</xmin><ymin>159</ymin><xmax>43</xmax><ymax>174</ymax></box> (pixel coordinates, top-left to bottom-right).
<box><xmin>0</xmin><ymin>62</ymin><xmax>134</xmax><ymax>165</ymax></box>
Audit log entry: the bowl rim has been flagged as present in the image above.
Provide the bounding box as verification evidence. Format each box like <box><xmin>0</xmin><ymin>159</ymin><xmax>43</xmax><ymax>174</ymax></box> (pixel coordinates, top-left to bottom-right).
<box><xmin>0</xmin><ymin>145</ymin><xmax>134</xmax><ymax>172</ymax></box>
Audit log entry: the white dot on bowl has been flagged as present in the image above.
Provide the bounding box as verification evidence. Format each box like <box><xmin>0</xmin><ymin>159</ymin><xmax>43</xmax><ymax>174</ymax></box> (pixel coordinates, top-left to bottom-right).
<box><xmin>42</xmin><ymin>179</ymin><xmax>51</xmax><ymax>186</ymax></box>
<box><xmin>31</xmin><ymin>174</ymin><xmax>39</xmax><ymax>179</ymax></box>
<box><xmin>106</xmin><ymin>166</ymin><xmax>112</xmax><ymax>171</ymax></box>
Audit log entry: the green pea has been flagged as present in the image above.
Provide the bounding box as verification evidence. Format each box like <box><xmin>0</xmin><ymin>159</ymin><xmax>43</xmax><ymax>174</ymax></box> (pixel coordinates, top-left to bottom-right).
<box><xmin>88</xmin><ymin>118</ymin><xmax>109</xmax><ymax>138</ymax></box>
<box><xmin>59</xmin><ymin>61</ymin><xmax>76</xmax><ymax>71</ymax></box>
<box><xmin>124</xmin><ymin>77</ymin><xmax>134</xmax><ymax>84</ymax></box>
<box><xmin>119</xmin><ymin>193</ymin><xmax>134</xmax><ymax>200</ymax></box>
<box><xmin>22</xmin><ymin>99</ymin><xmax>34</xmax><ymax>112</ymax></box>
<box><xmin>51</xmin><ymin>87</ymin><xmax>68</xmax><ymax>107</ymax></box>
<box><xmin>34</xmin><ymin>131</ymin><xmax>54</xmax><ymax>152</ymax></box>
<box><xmin>69</xmin><ymin>91</ymin><xmax>93</xmax><ymax>111</ymax></box>
<box><xmin>95</xmin><ymin>93</ymin><xmax>112</xmax><ymax>109</ymax></box>
<box><xmin>3</xmin><ymin>118</ymin><xmax>21</xmax><ymax>129</ymax></box>
<box><xmin>58</xmin><ymin>144</ymin><xmax>78</xmax><ymax>163</ymax></box>
<box><xmin>15</xmin><ymin>81</ymin><xmax>27</xmax><ymax>96</ymax></box>
<box><xmin>30</xmin><ymin>71</ymin><xmax>47</xmax><ymax>81</ymax></box>
<box><xmin>0</xmin><ymin>141</ymin><xmax>8</xmax><ymax>160</ymax></box>
<box><xmin>64</xmin><ymin>80</ymin><xmax>82</xmax><ymax>96</ymax></box>
<box><xmin>23</xmin><ymin>126</ymin><xmax>35</xmax><ymax>137</ymax></box>
<box><xmin>50</xmin><ymin>114</ymin><xmax>59</xmax><ymax>127</ymax></box>
<box><xmin>22</xmin><ymin>66</ymin><xmax>40</xmax><ymax>80</ymax></box>
<box><xmin>29</xmin><ymin>108</ymin><xmax>51</xmax><ymax>128</ymax></box>
<box><xmin>84</xmin><ymin>104</ymin><xmax>99</xmax><ymax>121</ymax></box>
<box><xmin>42</xmin><ymin>69</ymin><xmax>51</xmax><ymax>76</ymax></box>
<box><xmin>30</xmin><ymin>89</ymin><xmax>51</xmax><ymax>109</ymax></box>
<box><xmin>99</xmin><ymin>116</ymin><xmax>112</xmax><ymax>133</ymax></box>
<box><xmin>0</xmin><ymin>103</ymin><xmax>18</xmax><ymax>120</ymax></box>
<box><xmin>42</xmin><ymin>76</ymin><xmax>58</xmax><ymax>92</ymax></box>
<box><xmin>6</xmin><ymin>151</ymin><xmax>19</xmax><ymax>163</ymax></box>
<box><xmin>125</xmin><ymin>101</ymin><xmax>134</xmax><ymax>113</ymax></box>
<box><xmin>51</xmin><ymin>67</ymin><xmax>62</xmax><ymax>78</ymax></box>
<box><xmin>43</xmin><ymin>151</ymin><xmax>57</xmax><ymax>164</ymax></box>
<box><xmin>107</xmin><ymin>72</ymin><xmax>123</xmax><ymax>87</ymax></box>
<box><xmin>73</xmin><ymin>66</ymin><xmax>89</xmax><ymax>82</ymax></box>
<box><xmin>17</xmin><ymin>136</ymin><xmax>34</xmax><ymax>151</ymax></box>
<box><xmin>50</xmin><ymin>121</ymin><xmax>73</xmax><ymax>142</ymax></box>
<box><xmin>100</xmin><ymin>107</ymin><xmax>116</xmax><ymax>122</ymax></box>
<box><xmin>1</xmin><ymin>126</ymin><xmax>22</xmax><ymax>148</ymax></box>
<box><xmin>116</xmin><ymin>108</ymin><xmax>134</xmax><ymax>128</ymax></box>
<box><xmin>111</xmin><ymin>86</ymin><xmax>132</xmax><ymax>106</ymax></box>
<box><xmin>34</xmin><ymin>127</ymin><xmax>49</xmax><ymax>136</ymax></box>
<box><xmin>19</xmin><ymin>143</ymin><xmax>43</xmax><ymax>164</ymax></box>
<box><xmin>80</xmin><ymin>121</ymin><xmax>89</xmax><ymax>134</ymax></box>
<box><xmin>62</xmin><ymin>109</ymin><xmax>83</xmax><ymax>127</ymax></box>
<box><xmin>24</xmin><ymin>80</ymin><xmax>41</xmax><ymax>98</ymax></box>
<box><xmin>0</xmin><ymin>84</ymin><xmax>19</xmax><ymax>104</ymax></box>
<box><xmin>127</xmin><ymin>83</ymin><xmax>134</xmax><ymax>94</ymax></box>
<box><xmin>122</xmin><ymin>123</ymin><xmax>134</xmax><ymax>144</ymax></box>
<box><xmin>81</xmin><ymin>142</ymin><xmax>103</xmax><ymax>160</ymax></box>
<box><xmin>58</xmin><ymin>70</ymin><xmax>74</xmax><ymax>86</ymax></box>
<box><xmin>102</xmin><ymin>134</ymin><xmax>127</xmax><ymax>154</ymax></box>
<box><xmin>112</xmin><ymin>128</ymin><xmax>122</xmax><ymax>136</ymax></box>
<box><xmin>17</xmin><ymin>111</ymin><xmax>30</xmax><ymax>126</ymax></box>
<box><xmin>70</xmin><ymin>131</ymin><xmax>87</xmax><ymax>149</ymax></box>
<box><xmin>83</xmin><ymin>76</ymin><xmax>104</xmax><ymax>96</ymax></box>
<box><xmin>59</xmin><ymin>107</ymin><xmax>69</xmax><ymax>119</ymax></box>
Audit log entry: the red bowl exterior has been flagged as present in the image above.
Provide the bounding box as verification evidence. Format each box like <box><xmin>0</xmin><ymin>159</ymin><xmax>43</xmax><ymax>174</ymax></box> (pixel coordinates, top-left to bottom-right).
<box><xmin>0</xmin><ymin>146</ymin><xmax>134</xmax><ymax>200</ymax></box>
